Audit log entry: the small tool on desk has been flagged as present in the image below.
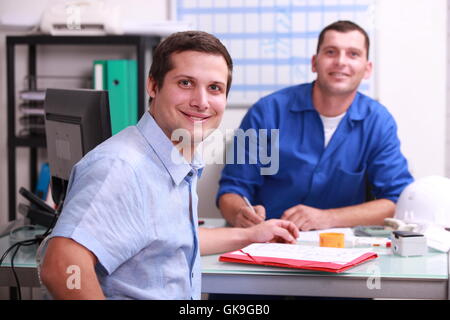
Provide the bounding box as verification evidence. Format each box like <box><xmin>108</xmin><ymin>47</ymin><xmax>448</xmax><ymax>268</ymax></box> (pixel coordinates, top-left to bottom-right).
<box><xmin>392</xmin><ymin>231</ymin><xmax>427</xmax><ymax>257</ymax></box>
<box><xmin>319</xmin><ymin>232</ymin><xmax>345</xmax><ymax>248</ymax></box>
<box><xmin>351</xmin><ymin>237</ymin><xmax>391</xmax><ymax>248</ymax></box>
<box><xmin>353</xmin><ymin>225</ymin><xmax>393</xmax><ymax>238</ymax></box>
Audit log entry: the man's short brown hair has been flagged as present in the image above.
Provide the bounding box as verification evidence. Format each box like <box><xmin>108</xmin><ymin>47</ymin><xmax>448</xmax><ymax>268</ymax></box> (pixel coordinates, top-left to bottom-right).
<box><xmin>149</xmin><ymin>31</ymin><xmax>233</xmax><ymax>100</ymax></box>
<box><xmin>316</xmin><ymin>20</ymin><xmax>370</xmax><ymax>59</ymax></box>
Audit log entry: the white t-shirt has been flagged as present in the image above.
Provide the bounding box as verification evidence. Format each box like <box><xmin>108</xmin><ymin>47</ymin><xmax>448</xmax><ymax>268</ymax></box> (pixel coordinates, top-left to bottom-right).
<box><xmin>319</xmin><ymin>112</ymin><xmax>347</xmax><ymax>147</ymax></box>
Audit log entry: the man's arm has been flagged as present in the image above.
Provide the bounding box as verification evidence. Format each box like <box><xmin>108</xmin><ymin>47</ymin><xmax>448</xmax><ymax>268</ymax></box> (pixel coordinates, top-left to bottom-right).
<box><xmin>40</xmin><ymin>237</ymin><xmax>105</xmax><ymax>300</ymax></box>
<box><xmin>218</xmin><ymin>193</ymin><xmax>266</xmax><ymax>227</ymax></box>
<box><xmin>199</xmin><ymin>219</ymin><xmax>298</xmax><ymax>256</ymax></box>
<box><xmin>281</xmin><ymin>199</ymin><xmax>395</xmax><ymax>231</ymax></box>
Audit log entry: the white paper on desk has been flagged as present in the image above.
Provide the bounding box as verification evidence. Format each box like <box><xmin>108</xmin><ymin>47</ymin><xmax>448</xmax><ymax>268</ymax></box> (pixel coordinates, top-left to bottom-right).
<box><xmin>297</xmin><ymin>228</ymin><xmax>355</xmax><ymax>242</ymax></box>
<box><xmin>237</xmin><ymin>243</ymin><xmax>373</xmax><ymax>265</ymax></box>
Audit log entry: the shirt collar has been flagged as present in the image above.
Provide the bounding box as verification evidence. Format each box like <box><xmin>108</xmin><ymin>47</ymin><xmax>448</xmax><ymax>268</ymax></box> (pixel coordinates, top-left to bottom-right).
<box><xmin>136</xmin><ymin>111</ymin><xmax>204</xmax><ymax>185</ymax></box>
<box><xmin>291</xmin><ymin>81</ymin><xmax>369</xmax><ymax>121</ymax></box>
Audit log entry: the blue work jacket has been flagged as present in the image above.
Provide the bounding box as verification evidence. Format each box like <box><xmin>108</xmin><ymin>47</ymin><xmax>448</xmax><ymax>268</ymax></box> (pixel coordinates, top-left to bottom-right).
<box><xmin>217</xmin><ymin>82</ymin><xmax>414</xmax><ymax>219</ymax></box>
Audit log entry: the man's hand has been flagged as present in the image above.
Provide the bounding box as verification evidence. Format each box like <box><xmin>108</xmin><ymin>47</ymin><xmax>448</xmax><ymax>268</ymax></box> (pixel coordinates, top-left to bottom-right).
<box><xmin>199</xmin><ymin>219</ymin><xmax>298</xmax><ymax>255</ymax></box>
<box><xmin>246</xmin><ymin>219</ymin><xmax>299</xmax><ymax>244</ymax></box>
<box><xmin>218</xmin><ymin>193</ymin><xmax>267</xmax><ymax>228</ymax></box>
<box><xmin>281</xmin><ymin>199</ymin><xmax>396</xmax><ymax>231</ymax></box>
<box><xmin>281</xmin><ymin>204</ymin><xmax>332</xmax><ymax>231</ymax></box>
<box><xmin>234</xmin><ymin>204</ymin><xmax>266</xmax><ymax>228</ymax></box>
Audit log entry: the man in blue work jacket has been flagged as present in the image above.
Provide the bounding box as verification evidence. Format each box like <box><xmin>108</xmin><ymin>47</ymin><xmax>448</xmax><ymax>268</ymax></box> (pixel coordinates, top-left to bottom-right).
<box><xmin>217</xmin><ymin>20</ymin><xmax>414</xmax><ymax>231</ymax></box>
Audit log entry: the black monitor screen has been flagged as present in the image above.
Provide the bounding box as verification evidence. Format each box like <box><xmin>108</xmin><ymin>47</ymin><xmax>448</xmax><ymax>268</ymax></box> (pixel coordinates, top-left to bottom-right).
<box><xmin>44</xmin><ymin>88</ymin><xmax>112</xmax><ymax>204</ymax></box>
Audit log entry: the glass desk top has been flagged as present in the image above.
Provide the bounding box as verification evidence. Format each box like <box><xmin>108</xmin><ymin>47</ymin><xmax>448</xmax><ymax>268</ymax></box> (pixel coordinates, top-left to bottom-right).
<box><xmin>200</xmin><ymin>218</ymin><xmax>448</xmax><ymax>280</ymax></box>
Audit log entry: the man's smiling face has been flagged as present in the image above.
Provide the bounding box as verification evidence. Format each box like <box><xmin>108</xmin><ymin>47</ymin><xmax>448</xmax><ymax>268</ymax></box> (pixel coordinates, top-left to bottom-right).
<box><xmin>312</xmin><ymin>30</ymin><xmax>372</xmax><ymax>96</ymax></box>
<box><xmin>147</xmin><ymin>50</ymin><xmax>229</xmax><ymax>143</ymax></box>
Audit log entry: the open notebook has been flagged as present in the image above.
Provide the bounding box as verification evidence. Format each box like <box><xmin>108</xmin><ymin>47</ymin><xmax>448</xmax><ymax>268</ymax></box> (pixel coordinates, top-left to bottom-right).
<box><xmin>219</xmin><ymin>243</ymin><xmax>377</xmax><ymax>273</ymax></box>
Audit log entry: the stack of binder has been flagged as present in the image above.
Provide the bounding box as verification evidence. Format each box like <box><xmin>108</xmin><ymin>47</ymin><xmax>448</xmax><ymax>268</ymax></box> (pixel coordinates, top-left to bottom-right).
<box><xmin>93</xmin><ymin>59</ymin><xmax>138</xmax><ymax>135</ymax></box>
<box><xmin>18</xmin><ymin>89</ymin><xmax>46</xmax><ymax>136</ymax></box>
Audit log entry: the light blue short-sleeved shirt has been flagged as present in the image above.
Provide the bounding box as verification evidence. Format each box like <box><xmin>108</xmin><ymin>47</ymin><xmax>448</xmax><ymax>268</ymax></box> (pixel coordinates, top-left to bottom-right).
<box><xmin>46</xmin><ymin>111</ymin><xmax>203</xmax><ymax>299</ymax></box>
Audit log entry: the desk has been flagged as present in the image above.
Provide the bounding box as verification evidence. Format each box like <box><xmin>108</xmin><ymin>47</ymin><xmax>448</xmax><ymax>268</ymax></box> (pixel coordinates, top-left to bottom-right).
<box><xmin>201</xmin><ymin>219</ymin><xmax>450</xmax><ymax>299</ymax></box>
<box><xmin>0</xmin><ymin>232</ymin><xmax>41</xmax><ymax>287</ymax></box>
<box><xmin>1</xmin><ymin>219</ymin><xmax>449</xmax><ymax>299</ymax></box>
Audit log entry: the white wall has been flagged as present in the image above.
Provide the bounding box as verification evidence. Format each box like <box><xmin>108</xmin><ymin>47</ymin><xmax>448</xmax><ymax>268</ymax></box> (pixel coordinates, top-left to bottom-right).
<box><xmin>375</xmin><ymin>0</ymin><xmax>447</xmax><ymax>179</ymax></box>
<box><xmin>447</xmin><ymin>1</ymin><xmax>450</xmax><ymax>178</ymax></box>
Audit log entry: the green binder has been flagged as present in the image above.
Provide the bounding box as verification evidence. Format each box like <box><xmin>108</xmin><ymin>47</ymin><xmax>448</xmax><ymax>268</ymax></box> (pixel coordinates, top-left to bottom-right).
<box><xmin>93</xmin><ymin>59</ymin><xmax>137</xmax><ymax>135</ymax></box>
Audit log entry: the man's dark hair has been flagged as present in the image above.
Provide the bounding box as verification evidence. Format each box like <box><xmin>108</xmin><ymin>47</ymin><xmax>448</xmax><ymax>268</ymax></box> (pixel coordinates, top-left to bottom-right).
<box><xmin>316</xmin><ymin>20</ymin><xmax>370</xmax><ymax>59</ymax></box>
<box><xmin>149</xmin><ymin>31</ymin><xmax>233</xmax><ymax>102</ymax></box>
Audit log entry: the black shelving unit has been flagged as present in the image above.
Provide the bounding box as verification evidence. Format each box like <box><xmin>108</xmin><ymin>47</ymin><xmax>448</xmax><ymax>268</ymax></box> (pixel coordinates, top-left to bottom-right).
<box><xmin>6</xmin><ymin>34</ymin><xmax>161</xmax><ymax>222</ymax></box>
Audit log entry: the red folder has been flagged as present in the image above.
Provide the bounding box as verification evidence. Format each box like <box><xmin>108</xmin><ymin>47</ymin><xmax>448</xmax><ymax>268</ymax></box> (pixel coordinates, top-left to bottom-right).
<box><xmin>219</xmin><ymin>248</ymin><xmax>378</xmax><ymax>273</ymax></box>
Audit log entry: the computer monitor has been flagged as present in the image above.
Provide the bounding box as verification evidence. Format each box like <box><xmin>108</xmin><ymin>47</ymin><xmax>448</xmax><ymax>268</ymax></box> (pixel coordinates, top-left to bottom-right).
<box><xmin>44</xmin><ymin>88</ymin><xmax>112</xmax><ymax>205</ymax></box>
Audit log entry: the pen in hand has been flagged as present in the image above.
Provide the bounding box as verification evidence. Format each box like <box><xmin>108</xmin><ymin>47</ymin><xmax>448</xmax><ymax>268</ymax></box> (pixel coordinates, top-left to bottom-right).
<box><xmin>242</xmin><ymin>196</ymin><xmax>265</xmax><ymax>223</ymax></box>
<box><xmin>243</xmin><ymin>196</ymin><xmax>256</xmax><ymax>214</ymax></box>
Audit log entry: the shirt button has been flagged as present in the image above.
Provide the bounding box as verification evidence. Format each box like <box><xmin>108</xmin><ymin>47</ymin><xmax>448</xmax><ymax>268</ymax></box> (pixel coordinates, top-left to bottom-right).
<box><xmin>191</xmin><ymin>272</ymin><xmax>194</xmax><ymax>278</ymax></box>
<box><xmin>188</xmin><ymin>171</ymin><xmax>193</xmax><ymax>177</ymax></box>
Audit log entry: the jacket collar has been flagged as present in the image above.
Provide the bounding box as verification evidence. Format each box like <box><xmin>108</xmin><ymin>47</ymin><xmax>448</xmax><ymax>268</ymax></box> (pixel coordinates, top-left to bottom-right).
<box><xmin>290</xmin><ymin>81</ymin><xmax>369</xmax><ymax>121</ymax></box>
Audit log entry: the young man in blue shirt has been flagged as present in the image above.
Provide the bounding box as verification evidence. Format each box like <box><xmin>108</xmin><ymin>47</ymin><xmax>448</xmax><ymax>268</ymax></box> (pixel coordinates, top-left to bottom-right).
<box><xmin>218</xmin><ymin>21</ymin><xmax>413</xmax><ymax>231</ymax></box>
<box><xmin>39</xmin><ymin>31</ymin><xmax>298</xmax><ymax>300</ymax></box>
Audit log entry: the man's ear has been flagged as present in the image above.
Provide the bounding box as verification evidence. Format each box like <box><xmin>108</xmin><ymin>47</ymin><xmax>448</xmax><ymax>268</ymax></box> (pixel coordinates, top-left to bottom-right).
<box><xmin>311</xmin><ymin>55</ymin><xmax>317</xmax><ymax>73</ymax></box>
<box><xmin>147</xmin><ymin>76</ymin><xmax>158</xmax><ymax>98</ymax></box>
<box><xmin>364</xmin><ymin>61</ymin><xmax>373</xmax><ymax>80</ymax></box>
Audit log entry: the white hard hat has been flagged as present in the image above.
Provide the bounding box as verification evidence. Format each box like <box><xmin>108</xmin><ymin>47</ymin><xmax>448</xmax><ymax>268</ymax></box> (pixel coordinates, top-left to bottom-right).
<box><xmin>395</xmin><ymin>175</ymin><xmax>450</xmax><ymax>228</ymax></box>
